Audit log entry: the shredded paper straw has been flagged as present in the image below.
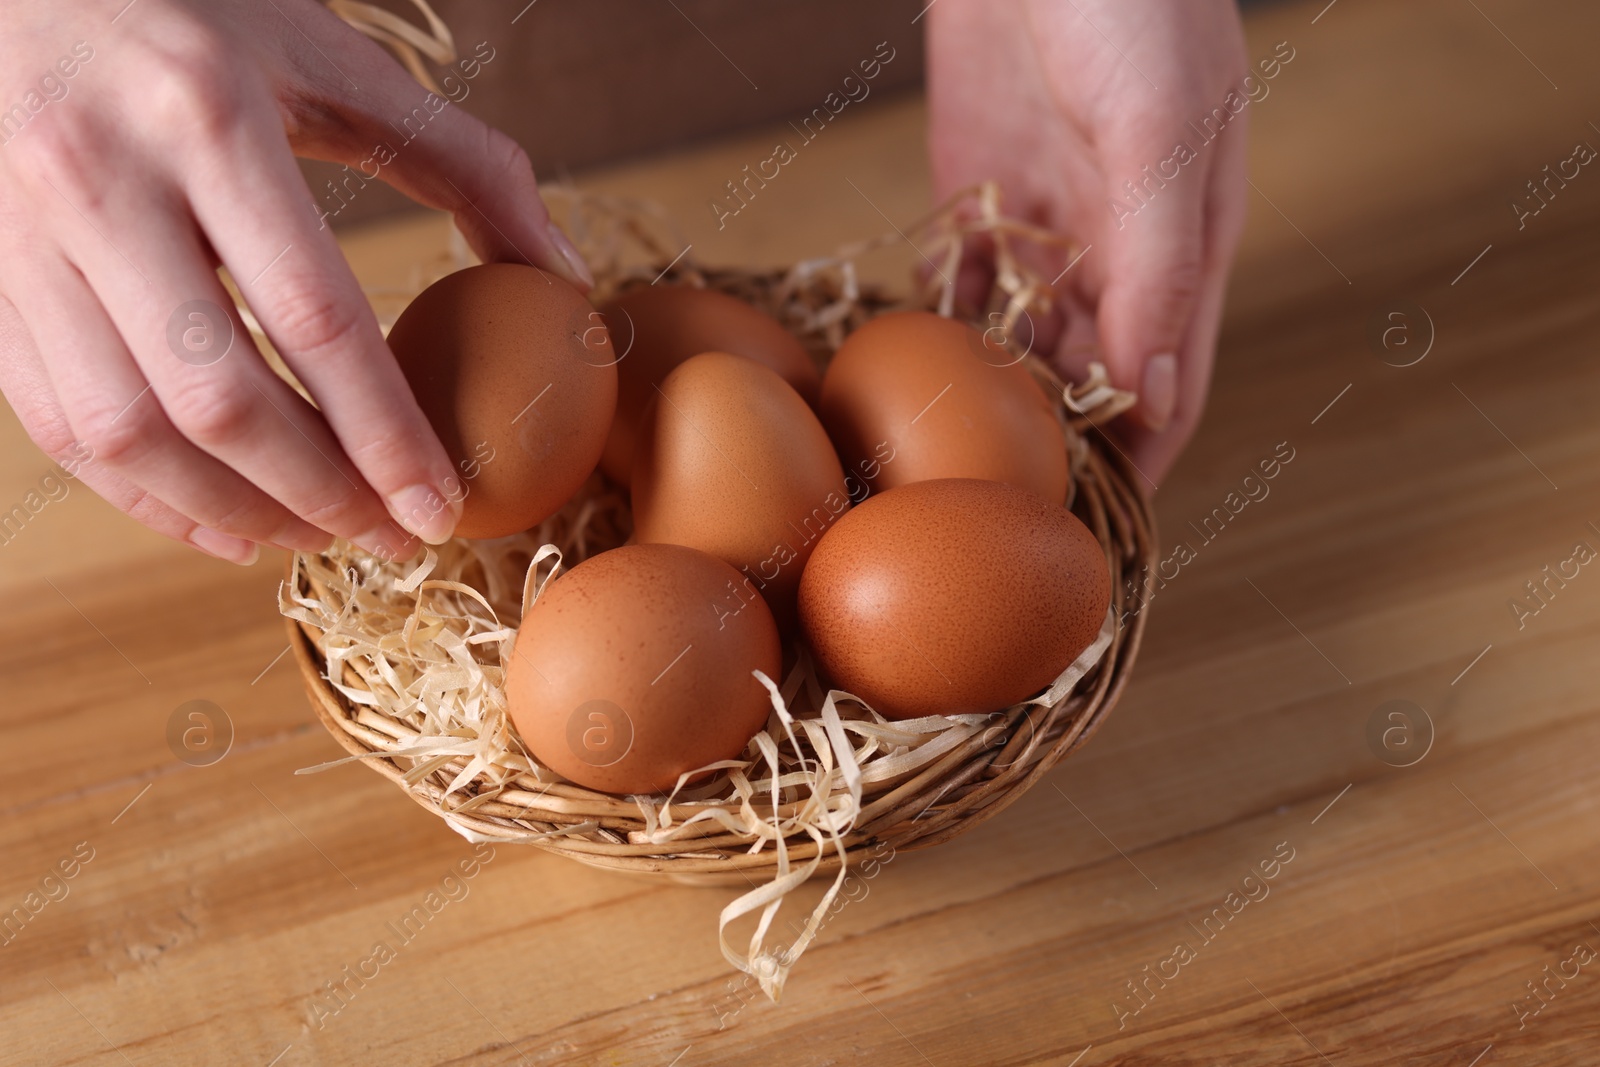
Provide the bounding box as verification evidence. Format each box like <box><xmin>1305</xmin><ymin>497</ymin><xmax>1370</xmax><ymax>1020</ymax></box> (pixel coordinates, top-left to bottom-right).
<box><xmin>296</xmin><ymin>1</ymin><xmax>1153</xmax><ymax>997</ymax></box>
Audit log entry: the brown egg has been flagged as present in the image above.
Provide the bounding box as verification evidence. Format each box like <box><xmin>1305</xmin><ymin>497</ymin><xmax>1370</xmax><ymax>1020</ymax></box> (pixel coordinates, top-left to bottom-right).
<box><xmin>632</xmin><ymin>352</ymin><xmax>849</xmax><ymax>628</ymax></box>
<box><xmin>798</xmin><ymin>478</ymin><xmax>1109</xmax><ymax>720</ymax></box>
<box><xmin>387</xmin><ymin>263</ymin><xmax>617</xmax><ymax>539</ymax></box>
<box><xmin>819</xmin><ymin>310</ymin><xmax>1069</xmax><ymax>504</ymax></box>
<box><xmin>505</xmin><ymin>543</ymin><xmax>780</xmax><ymax>795</ymax></box>
<box><xmin>597</xmin><ymin>285</ymin><xmax>819</xmax><ymax>485</ymax></box>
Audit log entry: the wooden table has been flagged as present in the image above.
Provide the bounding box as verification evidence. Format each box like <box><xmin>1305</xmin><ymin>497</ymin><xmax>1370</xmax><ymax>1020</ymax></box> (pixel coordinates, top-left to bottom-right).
<box><xmin>5</xmin><ymin>0</ymin><xmax>1599</xmax><ymax>1063</ymax></box>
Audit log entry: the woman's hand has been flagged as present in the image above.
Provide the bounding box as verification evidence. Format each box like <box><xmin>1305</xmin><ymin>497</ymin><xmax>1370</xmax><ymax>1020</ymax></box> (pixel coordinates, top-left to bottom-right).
<box><xmin>928</xmin><ymin>0</ymin><xmax>1250</xmax><ymax>485</ymax></box>
<box><xmin>0</xmin><ymin>0</ymin><xmax>590</xmax><ymax>563</ymax></box>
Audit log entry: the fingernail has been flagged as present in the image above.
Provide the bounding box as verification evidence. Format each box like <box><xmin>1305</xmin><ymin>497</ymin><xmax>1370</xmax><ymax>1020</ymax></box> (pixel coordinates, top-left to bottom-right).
<box><xmin>1141</xmin><ymin>354</ymin><xmax>1177</xmax><ymax>431</ymax></box>
<box><xmin>546</xmin><ymin>221</ymin><xmax>594</xmax><ymax>289</ymax></box>
<box><xmin>353</xmin><ymin>522</ymin><xmax>417</xmax><ymax>562</ymax></box>
<box><xmin>190</xmin><ymin>527</ymin><xmax>260</xmax><ymax>566</ymax></box>
<box><xmin>388</xmin><ymin>483</ymin><xmax>459</xmax><ymax>545</ymax></box>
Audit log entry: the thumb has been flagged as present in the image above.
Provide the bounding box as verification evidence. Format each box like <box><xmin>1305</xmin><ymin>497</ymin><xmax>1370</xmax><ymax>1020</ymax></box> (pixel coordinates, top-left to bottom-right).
<box><xmin>1096</xmin><ymin>155</ymin><xmax>1208</xmax><ymax>432</ymax></box>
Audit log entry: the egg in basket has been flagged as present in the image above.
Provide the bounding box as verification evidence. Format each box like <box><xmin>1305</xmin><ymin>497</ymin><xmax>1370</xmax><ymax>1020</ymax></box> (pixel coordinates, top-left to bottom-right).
<box><xmin>281</xmin><ymin>184</ymin><xmax>1157</xmax><ymax>998</ymax></box>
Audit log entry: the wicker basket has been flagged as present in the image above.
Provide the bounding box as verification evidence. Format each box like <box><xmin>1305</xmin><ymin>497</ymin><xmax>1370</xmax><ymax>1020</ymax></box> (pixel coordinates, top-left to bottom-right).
<box><xmin>281</xmin><ymin>187</ymin><xmax>1159</xmax><ymax>991</ymax></box>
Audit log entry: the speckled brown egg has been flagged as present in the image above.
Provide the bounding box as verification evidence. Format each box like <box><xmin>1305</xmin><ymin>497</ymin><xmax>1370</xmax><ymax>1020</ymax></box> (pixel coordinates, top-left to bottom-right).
<box><xmin>798</xmin><ymin>478</ymin><xmax>1109</xmax><ymax>720</ymax></box>
<box><xmin>819</xmin><ymin>311</ymin><xmax>1069</xmax><ymax>503</ymax></box>
<box><xmin>505</xmin><ymin>543</ymin><xmax>780</xmax><ymax>795</ymax></box>
<box><xmin>387</xmin><ymin>263</ymin><xmax>617</xmax><ymax>539</ymax></box>
<box><xmin>632</xmin><ymin>352</ymin><xmax>849</xmax><ymax>628</ymax></box>
<box><xmin>596</xmin><ymin>285</ymin><xmax>820</xmax><ymax>485</ymax></box>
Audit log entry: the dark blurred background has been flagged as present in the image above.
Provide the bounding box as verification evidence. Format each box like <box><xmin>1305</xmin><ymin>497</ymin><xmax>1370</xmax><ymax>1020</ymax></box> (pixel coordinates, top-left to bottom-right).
<box><xmin>309</xmin><ymin>0</ymin><xmax>933</xmax><ymax>225</ymax></box>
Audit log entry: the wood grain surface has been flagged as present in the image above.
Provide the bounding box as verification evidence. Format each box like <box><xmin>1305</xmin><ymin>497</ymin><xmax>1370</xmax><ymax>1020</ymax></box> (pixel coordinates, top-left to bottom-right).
<box><xmin>4</xmin><ymin>1</ymin><xmax>1600</xmax><ymax>1064</ymax></box>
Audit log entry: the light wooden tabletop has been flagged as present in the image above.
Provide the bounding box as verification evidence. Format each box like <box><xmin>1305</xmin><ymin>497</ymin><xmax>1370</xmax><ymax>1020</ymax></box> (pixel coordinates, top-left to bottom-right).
<box><xmin>5</xmin><ymin>0</ymin><xmax>1600</xmax><ymax>1064</ymax></box>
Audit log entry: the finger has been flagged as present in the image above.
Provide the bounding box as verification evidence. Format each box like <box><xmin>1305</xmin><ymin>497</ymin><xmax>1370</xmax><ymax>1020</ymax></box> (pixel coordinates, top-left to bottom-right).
<box><xmin>279</xmin><ymin>12</ymin><xmax>592</xmax><ymax>288</ymax></box>
<box><xmin>1127</xmin><ymin>112</ymin><xmax>1250</xmax><ymax>484</ymax></box>
<box><xmin>1095</xmin><ymin>125</ymin><xmax>1213</xmax><ymax>434</ymax></box>
<box><xmin>914</xmin><ymin>230</ymin><xmax>998</xmax><ymax>322</ymax></box>
<box><xmin>153</xmin><ymin>47</ymin><xmax>465</xmax><ymax>547</ymax></box>
<box><xmin>1049</xmin><ymin>287</ymin><xmax>1103</xmax><ymax>382</ymax></box>
<box><xmin>52</xmin><ymin>185</ymin><xmax>419</xmax><ymax>559</ymax></box>
<box><xmin>953</xmin><ymin>234</ymin><xmax>998</xmax><ymax>320</ymax></box>
<box><xmin>0</xmin><ymin>64</ymin><xmax>409</xmax><ymax>559</ymax></box>
<box><xmin>3</xmin><ymin>247</ymin><xmax>351</xmax><ymax>556</ymax></box>
<box><xmin>0</xmin><ymin>289</ymin><xmax>270</xmax><ymax>564</ymax></box>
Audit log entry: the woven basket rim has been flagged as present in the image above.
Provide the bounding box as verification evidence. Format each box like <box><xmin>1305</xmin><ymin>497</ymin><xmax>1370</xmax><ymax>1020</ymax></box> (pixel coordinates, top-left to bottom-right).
<box><xmin>281</xmin><ymin>186</ymin><xmax>1160</xmax><ymax>995</ymax></box>
<box><xmin>286</xmin><ymin>370</ymin><xmax>1157</xmax><ymax>878</ymax></box>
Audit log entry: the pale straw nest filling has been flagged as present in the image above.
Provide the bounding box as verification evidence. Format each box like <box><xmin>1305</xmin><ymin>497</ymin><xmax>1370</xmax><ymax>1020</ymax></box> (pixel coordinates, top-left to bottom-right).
<box><xmin>280</xmin><ymin>182</ymin><xmax>1158</xmax><ymax>999</ymax></box>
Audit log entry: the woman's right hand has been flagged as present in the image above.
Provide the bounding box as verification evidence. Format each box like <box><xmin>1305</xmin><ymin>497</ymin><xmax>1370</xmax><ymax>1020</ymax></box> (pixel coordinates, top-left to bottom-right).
<box><xmin>0</xmin><ymin>0</ymin><xmax>591</xmax><ymax>563</ymax></box>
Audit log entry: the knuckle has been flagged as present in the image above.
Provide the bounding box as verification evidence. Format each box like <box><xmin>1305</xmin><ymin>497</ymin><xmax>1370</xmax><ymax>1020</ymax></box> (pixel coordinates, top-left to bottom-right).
<box><xmin>1162</xmin><ymin>256</ymin><xmax>1204</xmax><ymax>307</ymax></box>
<box><xmin>295</xmin><ymin>491</ymin><xmax>368</xmax><ymax>531</ymax></box>
<box><xmin>119</xmin><ymin>486</ymin><xmax>167</xmax><ymax>525</ymax></box>
<box><xmin>77</xmin><ymin>401</ymin><xmax>160</xmax><ymax>468</ymax></box>
<box><xmin>481</xmin><ymin>128</ymin><xmax>536</xmax><ymax>193</ymax></box>
<box><xmin>269</xmin><ymin>286</ymin><xmax>366</xmax><ymax>359</ymax></box>
<box><xmin>341</xmin><ymin>425</ymin><xmax>426</xmax><ymax>478</ymax></box>
<box><xmin>203</xmin><ymin>494</ymin><xmax>271</xmax><ymax>538</ymax></box>
<box><xmin>164</xmin><ymin>379</ymin><xmax>254</xmax><ymax>449</ymax></box>
<box><xmin>143</xmin><ymin>29</ymin><xmax>248</xmax><ymax>139</ymax></box>
<box><xmin>9</xmin><ymin>113</ymin><xmax>106</xmax><ymax>206</ymax></box>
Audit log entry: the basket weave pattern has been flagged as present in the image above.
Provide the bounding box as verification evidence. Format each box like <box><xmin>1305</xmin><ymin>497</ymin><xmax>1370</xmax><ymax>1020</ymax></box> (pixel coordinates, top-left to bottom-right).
<box><xmin>282</xmin><ymin>188</ymin><xmax>1159</xmax><ymax>991</ymax></box>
